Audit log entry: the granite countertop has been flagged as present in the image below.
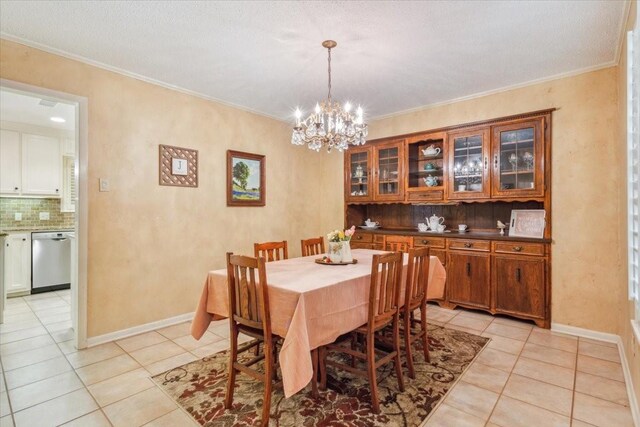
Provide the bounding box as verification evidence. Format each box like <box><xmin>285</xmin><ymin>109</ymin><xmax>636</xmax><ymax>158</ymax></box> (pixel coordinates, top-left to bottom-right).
<box><xmin>357</xmin><ymin>228</ymin><xmax>551</xmax><ymax>243</ymax></box>
<box><xmin>0</xmin><ymin>227</ymin><xmax>74</xmax><ymax>234</ymax></box>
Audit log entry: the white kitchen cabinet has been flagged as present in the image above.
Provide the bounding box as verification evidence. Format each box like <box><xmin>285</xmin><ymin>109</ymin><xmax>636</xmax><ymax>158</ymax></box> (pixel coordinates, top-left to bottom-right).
<box><xmin>0</xmin><ymin>130</ymin><xmax>21</xmax><ymax>194</ymax></box>
<box><xmin>21</xmin><ymin>133</ymin><xmax>61</xmax><ymax>196</ymax></box>
<box><xmin>4</xmin><ymin>233</ymin><xmax>31</xmax><ymax>296</ymax></box>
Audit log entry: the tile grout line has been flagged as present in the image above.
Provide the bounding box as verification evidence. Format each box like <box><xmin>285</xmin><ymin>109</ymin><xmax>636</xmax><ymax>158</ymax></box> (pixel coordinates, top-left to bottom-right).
<box><xmin>482</xmin><ymin>320</ymin><xmax>534</xmax><ymax>426</ymax></box>
<box><xmin>569</xmin><ymin>341</ymin><xmax>579</xmax><ymax>426</ymax></box>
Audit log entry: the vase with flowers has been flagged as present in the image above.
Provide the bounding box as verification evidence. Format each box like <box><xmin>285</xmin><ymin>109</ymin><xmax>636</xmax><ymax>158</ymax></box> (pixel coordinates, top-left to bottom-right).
<box><xmin>327</xmin><ymin>226</ymin><xmax>356</xmax><ymax>263</ymax></box>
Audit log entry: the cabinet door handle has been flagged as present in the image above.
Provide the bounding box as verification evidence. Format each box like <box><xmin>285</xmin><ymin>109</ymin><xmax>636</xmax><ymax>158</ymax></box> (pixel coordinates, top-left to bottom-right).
<box><xmin>513</xmin><ymin>246</ymin><xmax>523</xmax><ymax>252</ymax></box>
<box><xmin>464</xmin><ymin>242</ymin><xmax>472</xmax><ymax>248</ymax></box>
<box><xmin>516</xmin><ymin>268</ymin><xmax>521</xmax><ymax>282</ymax></box>
<box><xmin>494</xmin><ymin>155</ymin><xmax>498</xmax><ymax>169</ymax></box>
<box><xmin>56</xmin><ymin>189</ymin><xmax>59</xmax><ymax>192</ymax></box>
<box><xmin>422</xmin><ymin>240</ymin><xmax>429</xmax><ymax>244</ymax></box>
<box><xmin>14</xmin><ymin>187</ymin><xmax>18</xmax><ymax>191</ymax></box>
<box><xmin>466</xmin><ymin>262</ymin><xmax>471</xmax><ymax>276</ymax></box>
<box><xmin>484</xmin><ymin>157</ymin><xmax>488</xmax><ymax>170</ymax></box>
<box><xmin>22</xmin><ymin>238</ymin><xmax>26</xmax><ymax>241</ymax></box>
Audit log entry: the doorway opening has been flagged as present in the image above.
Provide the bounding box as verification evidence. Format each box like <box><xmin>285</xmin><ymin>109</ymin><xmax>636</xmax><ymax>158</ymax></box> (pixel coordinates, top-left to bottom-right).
<box><xmin>0</xmin><ymin>79</ymin><xmax>88</xmax><ymax>350</ymax></box>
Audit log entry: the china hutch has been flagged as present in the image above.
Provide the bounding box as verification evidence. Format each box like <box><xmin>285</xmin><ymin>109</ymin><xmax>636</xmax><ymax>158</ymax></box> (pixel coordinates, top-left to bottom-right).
<box><xmin>344</xmin><ymin>109</ymin><xmax>553</xmax><ymax>328</ymax></box>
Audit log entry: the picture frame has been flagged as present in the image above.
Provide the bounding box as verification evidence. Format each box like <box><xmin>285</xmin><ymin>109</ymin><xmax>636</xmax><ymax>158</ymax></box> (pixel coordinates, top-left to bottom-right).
<box><xmin>509</xmin><ymin>209</ymin><xmax>546</xmax><ymax>238</ymax></box>
<box><xmin>226</xmin><ymin>150</ymin><xmax>266</xmax><ymax>207</ymax></box>
<box><xmin>159</xmin><ymin>144</ymin><xmax>198</xmax><ymax>187</ymax></box>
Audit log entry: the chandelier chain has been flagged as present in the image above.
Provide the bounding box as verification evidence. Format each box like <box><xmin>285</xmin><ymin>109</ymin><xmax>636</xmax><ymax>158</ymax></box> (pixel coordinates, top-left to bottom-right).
<box><xmin>327</xmin><ymin>47</ymin><xmax>332</xmax><ymax>101</ymax></box>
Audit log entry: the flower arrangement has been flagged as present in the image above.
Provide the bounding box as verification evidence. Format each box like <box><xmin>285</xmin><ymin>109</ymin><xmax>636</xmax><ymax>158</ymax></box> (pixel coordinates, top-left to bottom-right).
<box><xmin>327</xmin><ymin>226</ymin><xmax>356</xmax><ymax>242</ymax></box>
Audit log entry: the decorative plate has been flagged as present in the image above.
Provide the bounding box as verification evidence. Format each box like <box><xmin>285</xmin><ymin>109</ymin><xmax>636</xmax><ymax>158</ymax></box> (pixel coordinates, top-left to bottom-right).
<box><xmin>315</xmin><ymin>258</ymin><xmax>358</xmax><ymax>266</ymax></box>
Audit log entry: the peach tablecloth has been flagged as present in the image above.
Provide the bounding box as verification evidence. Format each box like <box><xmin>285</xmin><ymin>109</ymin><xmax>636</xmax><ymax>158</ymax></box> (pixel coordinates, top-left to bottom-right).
<box><xmin>191</xmin><ymin>249</ymin><xmax>446</xmax><ymax>397</ymax></box>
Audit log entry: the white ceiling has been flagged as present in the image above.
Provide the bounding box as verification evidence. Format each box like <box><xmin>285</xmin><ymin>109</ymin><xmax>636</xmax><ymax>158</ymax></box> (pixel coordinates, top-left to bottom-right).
<box><xmin>0</xmin><ymin>90</ymin><xmax>76</xmax><ymax>130</ymax></box>
<box><xmin>0</xmin><ymin>1</ymin><xmax>628</xmax><ymax>121</ymax></box>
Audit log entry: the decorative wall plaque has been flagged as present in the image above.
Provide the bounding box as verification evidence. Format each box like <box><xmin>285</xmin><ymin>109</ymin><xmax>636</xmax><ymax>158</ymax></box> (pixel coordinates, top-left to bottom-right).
<box><xmin>159</xmin><ymin>144</ymin><xmax>198</xmax><ymax>187</ymax></box>
<box><xmin>509</xmin><ymin>209</ymin><xmax>546</xmax><ymax>238</ymax></box>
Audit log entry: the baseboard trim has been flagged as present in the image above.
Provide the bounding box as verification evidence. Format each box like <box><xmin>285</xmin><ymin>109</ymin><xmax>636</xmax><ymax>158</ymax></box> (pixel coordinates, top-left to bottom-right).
<box><xmin>550</xmin><ymin>322</ymin><xmax>619</xmax><ymax>343</ymax></box>
<box><xmin>552</xmin><ymin>322</ymin><xmax>639</xmax><ymax>426</ymax></box>
<box><xmin>86</xmin><ymin>312</ymin><xmax>194</xmax><ymax>347</ymax></box>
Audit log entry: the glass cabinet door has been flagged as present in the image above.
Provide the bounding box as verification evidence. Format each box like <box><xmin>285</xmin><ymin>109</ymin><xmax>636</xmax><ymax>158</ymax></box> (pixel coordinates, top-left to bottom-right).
<box><xmin>492</xmin><ymin>119</ymin><xmax>544</xmax><ymax>197</ymax></box>
<box><xmin>346</xmin><ymin>147</ymin><xmax>372</xmax><ymax>201</ymax></box>
<box><xmin>447</xmin><ymin>128</ymin><xmax>490</xmax><ymax>199</ymax></box>
<box><xmin>407</xmin><ymin>135</ymin><xmax>445</xmax><ymax>193</ymax></box>
<box><xmin>374</xmin><ymin>141</ymin><xmax>404</xmax><ymax>201</ymax></box>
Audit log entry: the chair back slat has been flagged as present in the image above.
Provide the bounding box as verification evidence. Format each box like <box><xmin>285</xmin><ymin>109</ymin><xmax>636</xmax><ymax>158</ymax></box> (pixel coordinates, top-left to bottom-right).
<box><xmin>254</xmin><ymin>241</ymin><xmax>288</xmax><ymax>262</ymax></box>
<box><xmin>369</xmin><ymin>252</ymin><xmax>403</xmax><ymax>324</ymax></box>
<box><xmin>405</xmin><ymin>247</ymin><xmax>430</xmax><ymax>308</ymax></box>
<box><xmin>226</xmin><ymin>253</ymin><xmax>271</xmax><ymax>336</ymax></box>
<box><xmin>301</xmin><ymin>237</ymin><xmax>325</xmax><ymax>257</ymax></box>
<box><xmin>383</xmin><ymin>235</ymin><xmax>413</xmax><ymax>253</ymax></box>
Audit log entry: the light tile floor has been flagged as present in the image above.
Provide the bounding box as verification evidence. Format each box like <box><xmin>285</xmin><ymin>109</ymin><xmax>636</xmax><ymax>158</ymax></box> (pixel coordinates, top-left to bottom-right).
<box><xmin>0</xmin><ymin>292</ymin><xmax>635</xmax><ymax>427</ymax></box>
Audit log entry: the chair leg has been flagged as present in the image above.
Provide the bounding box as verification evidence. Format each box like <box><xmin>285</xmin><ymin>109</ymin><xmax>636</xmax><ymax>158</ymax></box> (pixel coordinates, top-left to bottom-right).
<box><xmin>271</xmin><ymin>340</ymin><xmax>278</xmax><ymax>381</ymax></box>
<box><xmin>393</xmin><ymin>316</ymin><xmax>405</xmax><ymax>392</ymax></box>
<box><xmin>421</xmin><ymin>302</ymin><xmax>430</xmax><ymax>363</ymax></box>
<box><xmin>405</xmin><ymin>310</ymin><xmax>415</xmax><ymax>379</ymax></box>
<box><xmin>311</xmin><ymin>349</ymin><xmax>319</xmax><ymax>398</ymax></box>
<box><xmin>255</xmin><ymin>341</ymin><xmax>261</xmax><ymax>356</ymax></box>
<box><xmin>261</xmin><ymin>339</ymin><xmax>273</xmax><ymax>427</ymax></box>
<box><xmin>350</xmin><ymin>334</ymin><xmax>357</xmax><ymax>368</ymax></box>
<box><xmin>366</xmin><ymin>333</ymin><xmax>380</xmax><ymax>413</ymax></box>
<box><xmin>319</xmin><ymin>346</ymin><xmax>327</xmax><ymax>391</ymax></box>
<box><xmin>224</xmin><ymin>323</ymin><xmax>239</xmax><ymax>409</ymax></box>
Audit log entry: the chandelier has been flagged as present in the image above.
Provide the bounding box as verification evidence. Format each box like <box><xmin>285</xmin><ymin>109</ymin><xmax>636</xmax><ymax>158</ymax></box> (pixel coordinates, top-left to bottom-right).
<box><xmin>291</xmin><ymin>40</ymin><xmax>368</xmax><ymax>152</ymax></box>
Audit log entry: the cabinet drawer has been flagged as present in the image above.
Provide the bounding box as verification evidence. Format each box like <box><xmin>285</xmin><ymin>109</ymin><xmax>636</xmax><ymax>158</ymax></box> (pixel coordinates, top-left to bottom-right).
<box><xmin>413</xmin><ymin>237</ymin><xmax>446</xmax><ymax>248</ymax></box>
<box><xmin>351</xmin><ymin>242</ymin><xmax>375</xmax><ymax>250</ymax></box>
<box><xmin>374</xmin><ymin>234</ymin><xmax>385</xmax><ymax>243</ymax></box>
<box><xmin>407</xmin><ymin>191</ymin><xmax>443</xmax><ymax>202</ymax></box>
<box><xmin>448</xmin><ymin>239</ymin><xmax>490</xmax><ymax>252</ymax></box>
<box><xmin>493</xmin><ymin>241</ymin><xmax>545</xmax><ymax>256</ymax></box>
<box><xmin>352</xmin><ymin>233</ymin><xmax>373</xmax><ymax>243</ymax></box>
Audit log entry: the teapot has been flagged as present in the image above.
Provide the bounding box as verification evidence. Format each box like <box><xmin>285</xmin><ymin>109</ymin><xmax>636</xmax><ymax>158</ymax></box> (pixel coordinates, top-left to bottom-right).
<box><xmin>426</xmin><ymin>214</ymin><xmax>445</xmax><ymax>231</ymax></box>
<box><xmin>364</xmin><ymin>218</ymin><xmax>379</xmax><ymax>228</ymax></box>
<box><xmin>421</xmin><ymin>145</ymin><xmax>441</xmax><ymax>157</ymax></box>
<box><xmin>423</xmin><ymin>175</ymin><xmax>438</xmax><ymax>187</ymax></box>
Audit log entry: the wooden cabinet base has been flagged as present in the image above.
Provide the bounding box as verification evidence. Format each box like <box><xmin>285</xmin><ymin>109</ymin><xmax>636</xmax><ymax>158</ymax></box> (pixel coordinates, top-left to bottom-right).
<box><xmin>433</xmin><ymin>301</ymin><xmax>548</xmax><ymax>328</ymax></box>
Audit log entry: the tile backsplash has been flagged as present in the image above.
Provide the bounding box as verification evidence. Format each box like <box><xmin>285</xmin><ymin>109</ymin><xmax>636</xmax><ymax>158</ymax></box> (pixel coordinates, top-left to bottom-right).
<box><xmin>0</xmin><ymin>198</ymin><xmax>74</xmax><ymax>230</ymax></box>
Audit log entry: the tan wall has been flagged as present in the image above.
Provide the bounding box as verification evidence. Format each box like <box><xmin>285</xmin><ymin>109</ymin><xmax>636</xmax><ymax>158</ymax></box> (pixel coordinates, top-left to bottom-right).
<box><xmin>369</xmin><ymin>67</ymin><xmax>623</xmax><ymax>334</ymax></box>
<box><xmin>618</xmin><ymin>0</ymin><xmax>640</xmax><ymax>408</ymax></box>
<box><xmin>0</xmin><ymin>39</ymin><xmax>344</xmax><ymax>337</ymax></box>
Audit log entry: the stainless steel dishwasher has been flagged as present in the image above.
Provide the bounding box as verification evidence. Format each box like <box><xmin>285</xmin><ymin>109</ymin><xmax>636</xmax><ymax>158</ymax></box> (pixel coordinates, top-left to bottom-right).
<box><xmin>31</xmin><ymin>230</ymin><xmax>72</xmax><ymax>293</ymax></box>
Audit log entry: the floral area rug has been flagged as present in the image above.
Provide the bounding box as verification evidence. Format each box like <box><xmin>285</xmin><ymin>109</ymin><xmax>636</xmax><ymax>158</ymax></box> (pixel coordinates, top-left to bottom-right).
<box><xmin>152</xmin><ymin>325</ymin><xmax>488</xmax><ymax>427</ymax></box>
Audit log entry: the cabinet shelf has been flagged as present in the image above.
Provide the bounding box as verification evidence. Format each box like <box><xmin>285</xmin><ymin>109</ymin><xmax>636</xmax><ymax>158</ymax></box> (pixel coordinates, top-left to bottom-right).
<box><xmin>499</xmin><ymin>170</ymin><xmax>534</xmax><ymax>175</ymax></box>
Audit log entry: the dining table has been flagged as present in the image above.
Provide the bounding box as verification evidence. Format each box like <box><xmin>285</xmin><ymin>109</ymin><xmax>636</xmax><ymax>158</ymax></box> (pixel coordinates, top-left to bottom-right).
<box><xmin>190</xmin><ymin>248</ymin><xmax>447</xmax><ymax>398</ymax></box>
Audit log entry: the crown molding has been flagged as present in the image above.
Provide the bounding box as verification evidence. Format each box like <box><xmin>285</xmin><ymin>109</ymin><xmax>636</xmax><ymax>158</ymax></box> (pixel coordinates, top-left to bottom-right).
<box><xmin>370</xmin><ymin>61</ymin><xmax>617</xmax><ymax>122</ymax></box>
<box><xmin>0</xmin><ymin>34</ymin><xmax>286</xmax><ymax>124</ymax></box>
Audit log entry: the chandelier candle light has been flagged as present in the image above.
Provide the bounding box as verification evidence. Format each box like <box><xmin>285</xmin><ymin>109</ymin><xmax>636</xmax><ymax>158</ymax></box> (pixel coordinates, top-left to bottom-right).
<box><xmin>292</xmin><ymin>40</ymin><xmax>368</xmax><ymax>152</ymax></box>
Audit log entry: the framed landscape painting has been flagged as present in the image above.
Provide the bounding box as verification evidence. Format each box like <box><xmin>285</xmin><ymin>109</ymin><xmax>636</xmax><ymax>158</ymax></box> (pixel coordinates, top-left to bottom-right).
<box><xmin>226</xmin><ymin>150</ymin><xmax>266</xmax><ymax>206</ymax></box>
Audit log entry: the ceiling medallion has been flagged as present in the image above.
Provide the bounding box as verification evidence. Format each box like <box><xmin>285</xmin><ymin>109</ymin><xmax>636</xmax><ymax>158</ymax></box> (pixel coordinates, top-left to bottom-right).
<box><xmin>291</xmin><ymin>40</ymin><xmax>368</xmax><ymax>152</ymax></box>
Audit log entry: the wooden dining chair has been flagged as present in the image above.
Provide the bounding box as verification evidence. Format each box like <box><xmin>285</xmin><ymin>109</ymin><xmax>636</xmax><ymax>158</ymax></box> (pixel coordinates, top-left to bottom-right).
<box><xmin>402</xmin><ymin>246</ymin><xmax>431</xmax><ymax>379</ymax></box>
<box><xmin>254</xmin><ymin>241</ymin><xmax>288</xmax><ymax>262</ymax></box>
<box><xmin>301</xmin><ymin>236</ymin><xmax>325</xmax><ymax>257</ymax></box>
<box><xmin>319</xmin><ymin>252</ymin><xmax>405</xmax><ymax>413</ymax></box>
<box><xmin>224</xmin><ymin>252</ymin><xmax>280</xmax><ymax>427</ymax></box>
<box><xmin>383</xmin><ymin>235</ymin><xmax>413</xmax><ymax>253</ymax></box>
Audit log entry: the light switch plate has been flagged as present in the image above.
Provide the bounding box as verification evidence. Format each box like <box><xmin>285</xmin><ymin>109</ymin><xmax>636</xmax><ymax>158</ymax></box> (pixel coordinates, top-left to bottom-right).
<box><xmin>14</xmin><ymin>212</ymin><xmax>22</xmax><ymax>221</ymax></box>
<box><xmin>39</xmin><ymin>212</ymin><xmax>50</xmax><ymax>220</ymax></box>
<box><xmin>99</xmin><ymin>178</ymin><xmax>110</xmax><ymax>192</ymax></box>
